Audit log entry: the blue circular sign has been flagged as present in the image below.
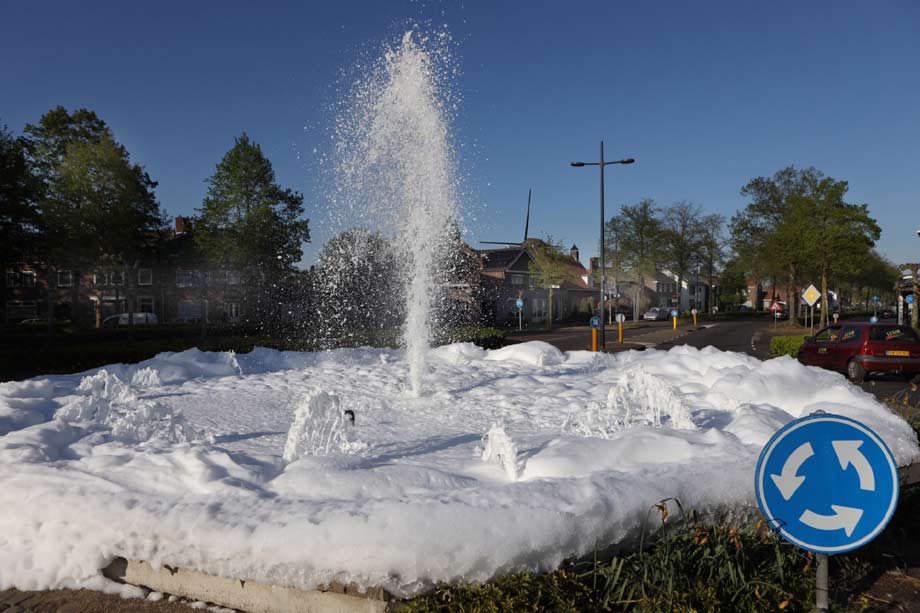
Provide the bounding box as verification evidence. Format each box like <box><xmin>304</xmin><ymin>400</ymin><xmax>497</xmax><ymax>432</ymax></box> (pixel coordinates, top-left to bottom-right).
<box><xmin>872</xmin><ymin>295</ymin><xmax>880</xmax><ymax>303</ymax></box>
<box><xmin>907</xmin><ymin>294</ymin><xmax>915</xmax><ymax>305</ymax></box>
<box><xmin>755</xmin><ymin>414</ymin><xmax>899</xmax><ymax>554</ymax></box>
<box><xmin>870</xmin><ymin>315</ymin><xmax>879</xmax><ymax>324</ymax></box>
<box><xmin>589</xmin><ymin>315</ymin><xmax>601</xmax><ymax>329</ymax></box>
<box><xmin>670</xmin><ymin>309</ymin><xmax>678</xmax><ymax>318</ymax></box>
<box><xmin>515</xmin><ymin>298</ymin><xmax>524</xmax><ymax>310</ymax></box>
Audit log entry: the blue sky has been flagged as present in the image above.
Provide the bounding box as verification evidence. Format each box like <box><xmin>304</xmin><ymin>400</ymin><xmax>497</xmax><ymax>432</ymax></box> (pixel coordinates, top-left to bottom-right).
<box><xmin>2</xmin><ymin>1</ymin><xmax>918</xmax><ymax>268</ymax></box>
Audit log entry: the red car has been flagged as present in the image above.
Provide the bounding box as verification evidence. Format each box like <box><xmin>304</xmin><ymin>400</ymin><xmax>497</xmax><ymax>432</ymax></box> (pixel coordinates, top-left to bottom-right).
<box><xmin>797</xmin><ymin>322</ymin><xmax>920</xmax><ymax>382</ymax></box>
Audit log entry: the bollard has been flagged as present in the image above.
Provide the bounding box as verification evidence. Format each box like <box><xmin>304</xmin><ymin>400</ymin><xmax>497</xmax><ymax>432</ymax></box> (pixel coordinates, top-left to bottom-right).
<box><xmin>692</xmin><ymin>313</ymin><xmax>697</xmax><ymax>326</ymax></box>
<box><xmin>618</xmin><ymin>322</ymin><xmax>623</xmax><ymax>343</ymax></box>
<box><xmin>672</xmin><ymin>316</ymin><xmax>677</xmax><ymax>330</ymax></box>
<box><xmin>591</xmin><ymin>328</ymin><xmax>598</xmax><ymax>352</ymax></box>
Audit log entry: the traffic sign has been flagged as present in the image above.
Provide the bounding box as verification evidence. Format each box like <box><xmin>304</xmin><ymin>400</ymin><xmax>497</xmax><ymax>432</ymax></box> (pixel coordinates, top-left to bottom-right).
<box><xmin>670</xmin><ymin>309</ymin><xmax>678</xmax><ymax>318</ymax></box>
<box><xmin>870</xmin><ymin>315</ymin><xmax>879</xmax><ymax>324</ymax></box>
<box><xmin>755</xmin><ymin>414</ymin><xmax>899</xmax><ymax>554</ymax></box>
<box><xmin>872</xmin><ymin>295</ymin><xmax>880</xmax><ymax>304</ymax></box>
<box><xmin>803</xmin><ymin>285</ymin><xmax>821</xmax><ymax>307</ymax></box>
<box><xmin>770</xmin><ymin>301</ymin><xmax>782</xmax><ymax>312</ymax></box>
<box><xmin>589</xmin><ymin>315</ymin><xmax>601</xmax><ymax>329</ymax></box>
<box><xmin>907</xmin><ymin>294</ymin><xmax>915</xmax><ymax>306</ymax></box>
<box><xmin>515</xmin><ymin>298</ymin><xmax>524</xmax><ymax>310</ymax></box>
<box><xmin>691</xmin><ymin>308</ymin><xmax>698</xmax><ymax>315</ymax></box>
<box><xmin>615</xmin><ymin>313</ymin><xmax>626</xmax><ymax>324</ymax></box>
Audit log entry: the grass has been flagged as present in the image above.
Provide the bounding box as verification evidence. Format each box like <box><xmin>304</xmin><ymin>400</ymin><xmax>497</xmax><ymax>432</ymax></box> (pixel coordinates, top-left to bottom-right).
<box><xmin>401</xmin><ymin>502</ymin><xmax>817</xmax><ymax>612</ymax></box>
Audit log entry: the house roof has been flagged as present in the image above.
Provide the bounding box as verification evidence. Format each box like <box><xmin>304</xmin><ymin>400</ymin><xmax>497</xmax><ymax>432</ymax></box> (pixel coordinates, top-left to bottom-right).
<box><xmin>479</xmin><ymin>247</ymin><xmax>527</xmax><ymax>272</ymax></box>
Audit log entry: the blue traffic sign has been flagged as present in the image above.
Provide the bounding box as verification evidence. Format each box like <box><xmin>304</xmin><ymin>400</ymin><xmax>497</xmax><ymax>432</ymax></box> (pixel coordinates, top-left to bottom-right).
<box><xmin>907</xmin><ymin>294</ymin><xmax>915</xmax><ymax>305</ymax></box>
<box><xmin>872</xmin><ymin>295</ymin><xmax>880</xmax><ymax>304</ymax></box>
<box><xmin>755</xmin><ymin>414</ymin><xmax>899</xmax><ymax>554</ymax></box>
<box><xmin>670</xmin><ymin>309</ymin><xmax>678</xmax><ymax>318</ymax></box>
<box><xmin>870</xmin><ymin>315</ymin><xmax>879</xmax><ymax>324</ymax></box>
<box><xmin>515</xmin><ymin>298</ymin><xmax>524</xmax><ymax>310</ymax></box>
<box><xmin>589</xmin><ymin>315</ymin><xmax>601</xmax><ymax>329</ymax></box>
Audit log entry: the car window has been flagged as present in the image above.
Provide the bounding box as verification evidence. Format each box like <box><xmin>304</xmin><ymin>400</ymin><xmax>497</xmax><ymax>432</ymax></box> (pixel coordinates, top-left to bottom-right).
<box><xmin>869</xmin><ymin>326</ymin><xmax>920</xmax><ymax>342</ymax></box>
<box><xmin>838</xmin><ymin>327</ymin><xmax>861</xmax><ymax>343</ymax></box>
<box><xmin>814</xmin><ymin>326</ymin><xmax>841</xmax><ymax>342</ymax></box>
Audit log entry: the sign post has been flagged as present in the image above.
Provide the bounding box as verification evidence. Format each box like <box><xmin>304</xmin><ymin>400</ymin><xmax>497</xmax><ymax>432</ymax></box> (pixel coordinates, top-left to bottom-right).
<box><xmin>590</xmin><ymin>315</ymin><xmax>601</xmax><ymax>352</ymax></box>
<box><xmin>803</xmin><ymin>284</ymin><xmax>821</xmax><ymax>334</ymax></box>
<box><xmin>691</xmin><ymin>307</ymin><xmax>698</xmax><ymax>326</ymax></box>
<box><xmin>670</xmin><ymin>309</ymin><xmax>678</xmax><ymax>330</ymax></box>
<box><xmin>515</xmin><ymin>298</ymin><xmax>524</xmax><ymax>331</ymax></box>
<box><xmin>755</xmin><ymin>413</ymin><xmax>899</xmax><ymax>612</ymax></box>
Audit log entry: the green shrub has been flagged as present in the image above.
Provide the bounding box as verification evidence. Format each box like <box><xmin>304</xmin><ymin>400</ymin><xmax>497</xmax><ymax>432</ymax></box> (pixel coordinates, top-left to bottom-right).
<box><xmin>771</xmin><ymin>335</ymin><xmax>808</xmax><ymax>357</ymax></box>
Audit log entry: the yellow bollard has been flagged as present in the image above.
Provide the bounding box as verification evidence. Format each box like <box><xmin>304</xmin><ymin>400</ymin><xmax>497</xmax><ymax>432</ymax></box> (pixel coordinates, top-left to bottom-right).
<box><xmin>591</xmin><ymin>328</ymin><xmax>598</xmax><ymax>352</ymax></box>
<box><xmin>673</xmin><ymin>316</ymin><xmax>677</xmax><ymax>330</ymax></box>
<box><xmin>693</xmin><ymin>313</ymin><xmax>697</xmax><ymax>326</ymax></box>
<box><xmin>618</xmin><ymin>322</ymin><xmax>623</xmax><ymax>343</ymax></box>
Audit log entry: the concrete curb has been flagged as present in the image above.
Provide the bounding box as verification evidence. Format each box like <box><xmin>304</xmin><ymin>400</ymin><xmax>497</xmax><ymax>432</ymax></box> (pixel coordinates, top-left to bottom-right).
<box><xmin>103</xmin><ymin>559</ymin><xmax>391</xmax><ymax>613</ymax></box>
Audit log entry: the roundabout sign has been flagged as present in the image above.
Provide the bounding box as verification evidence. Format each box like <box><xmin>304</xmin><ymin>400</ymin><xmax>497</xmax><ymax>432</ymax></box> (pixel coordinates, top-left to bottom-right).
<box><xmin>755</xmin><ymin>413</ymin><xmax>899</xmax><ymax>554</ymax></box>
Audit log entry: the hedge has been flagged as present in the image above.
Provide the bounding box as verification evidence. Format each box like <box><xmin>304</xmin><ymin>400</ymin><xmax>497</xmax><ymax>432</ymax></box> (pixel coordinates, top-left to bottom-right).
<box><xmin>770</xmin><ymin>335</ymin><xmax>808</xmax><ymax>357</ymax></box>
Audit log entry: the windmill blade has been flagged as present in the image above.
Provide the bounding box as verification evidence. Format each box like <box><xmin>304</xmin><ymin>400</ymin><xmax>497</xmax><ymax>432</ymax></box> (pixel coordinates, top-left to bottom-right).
<box><xmin>523</xmin><ymin>188</ymin><xmax>531</xmax><ymax>243</ymax></box>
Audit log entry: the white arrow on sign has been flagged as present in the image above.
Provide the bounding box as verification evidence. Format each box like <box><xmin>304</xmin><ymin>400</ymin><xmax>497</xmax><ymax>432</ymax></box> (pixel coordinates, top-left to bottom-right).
<box><xmin>800</xmin><ymin>505</ymin><xmax>864</xmax><ymax>537</ymax></box>
<box><xmin>770</xmin><ymin>442</ymin><xmax>813</xmax><ymax>500</ymax></box>
<box><xmin>832</xmin><ymin>440</ymin><xmax>875</xmax><ymax>491</ymax></box>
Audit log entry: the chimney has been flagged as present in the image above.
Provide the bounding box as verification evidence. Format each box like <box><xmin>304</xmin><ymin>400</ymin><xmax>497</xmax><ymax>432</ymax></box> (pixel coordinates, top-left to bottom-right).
<box><xmin>175</xmin><ymin>216</ymin><xmax>187</xmax><ymax>235</ymax></box>
<box><xmin>570</xmin><ymin>244</ymin><xmax>580</xmax><ymax>263</ymax></box>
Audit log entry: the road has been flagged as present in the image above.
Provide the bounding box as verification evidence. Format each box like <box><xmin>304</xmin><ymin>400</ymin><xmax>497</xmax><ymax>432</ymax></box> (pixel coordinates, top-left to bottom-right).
<box><xmin>513</xmin><ymin>318</ymin><xmax>920</xmax><ymax>409</ymax></box>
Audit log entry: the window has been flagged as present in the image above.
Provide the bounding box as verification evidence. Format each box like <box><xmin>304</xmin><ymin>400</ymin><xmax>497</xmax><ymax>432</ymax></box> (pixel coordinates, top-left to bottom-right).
<box><xmin>6</xmin><ymin>272</ymin><xmax>20</xmax><ymax>287</ymax></box>
<box><xmin>21</xmin><ymin>271</ymin><xmax>35</xmax><ymax>287</ymax></box>
<box><xmin>94</xmin><ymin>271</ymin><xmax>108</xmax><ymax>286</ymax></box>
<box><xmin>138</xmin><ymin>269</ymin><xmax>153</xmax><ymax>286</ymax></box>
<box><xmin>510</xmin><ymin>273</ymin><xmax>526</xmax><ymax>287</ymax></box>
<box><xmin>138</xmin><ymin>297</ymin><xmax>154</xmax><ymax>313</ymax></box>
<box><xmin>223</xmin><ymin>302</ymin><xmax>240</xmax><ymax>321</ymax></box>
<box><xmin>111</xmin><ymin>271</ymin><xmax>125</xmax><ymax>286</ymax></box>
<box><xmin>178</xmin><ymin>300</ymin><xmax>202</xmax><ymax>321</ymax></box>
<box><xmin>6</xmin><ymin>300</ymin><xmax>37</xmax><ymax>319</ymax></box>
<box><xmin>176</xmin><ymin>270</ymin><xmax>197</xmax><ymax>287</ymax></box>
<box><xmin>532</xmin><ymin>298</ymin><xmax>547</xmax><ymax>321</ymax></box>
<box><xmin>57</xmin><ymin>270</ymin><xmax>72</xmax><ymax>287</ymax></box>
<box><xmin>226</xmin><ymin>270</ymin><xmax>241</xmax><ymax>285</ymax></box>
<box><xmin>815</xmin><ymin>326</ymin><xmax>841</xmax><ymax>342</ymax></box>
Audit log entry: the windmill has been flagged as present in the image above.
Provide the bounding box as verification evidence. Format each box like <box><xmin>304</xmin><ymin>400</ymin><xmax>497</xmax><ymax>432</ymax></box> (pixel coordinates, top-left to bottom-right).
<box><xmin>479</xmin><ymin>189</ymin><xmax>531</xmax><ymax>247</ymax></box>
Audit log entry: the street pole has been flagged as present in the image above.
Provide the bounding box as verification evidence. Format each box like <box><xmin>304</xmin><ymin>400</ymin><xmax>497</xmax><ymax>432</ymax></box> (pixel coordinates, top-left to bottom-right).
<box><xmin>571</xmin><ymin>146</ymin><xmax>634</xmax><ymax>352</ymax></box>
<box><xmin>599</xmin><ymin>141</ymin><xmax>606</xmax><ymax>351</ymax></box>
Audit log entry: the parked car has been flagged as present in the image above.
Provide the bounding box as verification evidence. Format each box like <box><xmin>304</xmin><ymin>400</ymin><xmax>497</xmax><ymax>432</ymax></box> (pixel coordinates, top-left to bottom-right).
<box><xmin>643</xmin><ymin>307</ymin><xmax>671</xmax><ymax>321</ymax></box>
<box><xmin>797</xmin><ymin>322</ymin><xmax>920</xmax><ymax>382</ymax></box>
<box><xmin>102</xmin><ymin>312</ymin><xmax>159</xmax><ymax>327</ymax></box>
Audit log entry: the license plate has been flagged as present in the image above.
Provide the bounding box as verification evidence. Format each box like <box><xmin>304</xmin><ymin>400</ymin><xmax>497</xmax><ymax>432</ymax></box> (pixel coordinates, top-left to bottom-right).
<box><xmin>886</xmin><ymin>350</ymin><xmax>909</xmax><ymax>357</ymax></box>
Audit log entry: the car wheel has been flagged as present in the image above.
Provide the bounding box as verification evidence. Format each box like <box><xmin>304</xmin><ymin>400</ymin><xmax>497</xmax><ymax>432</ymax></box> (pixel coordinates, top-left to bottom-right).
<box><xmin>846</xmin><ymin>359</ymin><xmax>866</xmax><ymax>383</ymax></box>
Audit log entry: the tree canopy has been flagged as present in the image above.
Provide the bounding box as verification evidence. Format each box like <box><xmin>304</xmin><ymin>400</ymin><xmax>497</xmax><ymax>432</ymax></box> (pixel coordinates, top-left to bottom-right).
<box><xmin>197</xmin><ymin>134</ymin><xmax>309</xmax><ymax>273</ymax></box>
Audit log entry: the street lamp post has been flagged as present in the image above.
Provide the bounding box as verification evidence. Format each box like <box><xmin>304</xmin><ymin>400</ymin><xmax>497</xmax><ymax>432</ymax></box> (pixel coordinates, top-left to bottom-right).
<box><xmin>572</xmin><ymin>141</ymin><xmax>634</xmax><ymax>351</ymax></box>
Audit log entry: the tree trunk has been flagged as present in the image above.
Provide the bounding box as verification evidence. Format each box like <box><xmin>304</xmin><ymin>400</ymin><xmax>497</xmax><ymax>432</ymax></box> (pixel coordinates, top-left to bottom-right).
<box><xmin>821</xmin><ymin>268</ymin><xmax>829</xmax><ymax>328</ymax></box>
<box><xmin>546</xmin><ymin>287</ymin><xmax>553</xmax><ymax>331</ymax></box>
<box><xmin>46</xmin><ymin>266</ymin><xmax>56</xmax><ymax>344</ymax></box>
<box><xmin>71</xmin><ymin>269</ymin><xmax>80</xmax><ymax>327</ymax></box>
<box><xmin>788</xmin><ymin>265</ymin><xmax>797</xmax><ymax>324</ymax></box>
<box><xmin>126</xmin><ymin>262</ymin><xmax>135</xmax><ymax>345</ymax></box>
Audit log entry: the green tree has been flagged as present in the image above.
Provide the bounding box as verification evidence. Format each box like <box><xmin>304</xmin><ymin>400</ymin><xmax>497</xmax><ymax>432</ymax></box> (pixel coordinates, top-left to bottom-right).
<box><xmin>719</xmin><ymin>257</ymin><xmax>749</xmax><ymax>308</ymax></box>
<box><xmin>0</xmin><ymin>123</ymin><xmax>40</xmax><ymax>323</ymax></box>
<box><xmin>697</xmin><ymin>214</ymin><xmax>725</xmax><ymax>315</ymax></box>
<box><xmin>734</xmin><ymin>166</ymin><xmax>823</xmax><ymax>317</ymax></box>
<box><xmin>527</xmin><ymin>238</ymin><xmax>574</xmax><ymax>330</ymax></box>
<box><xmin>661</xmin><ymin>201</ymin><xmax>703</xmax><ymax>310</ymax></box>
<box><xmin>197</xmin><ymin>134</ymin><xmax>310</xmax><ymax>321</ymax></box>
<box><xmin>792</xmin><ymin>177</ymin><xmax>880</xmax><ymax>327</ymax></box>
<box><xmin>618</xmin><ymin>199</ymin><xmax>664</xmax><ymax>321</ymax></box>
<box><xmin>198</xmin><ymin>134</ymin><xmax>309</xmax><ymax>269</ymax></box>
<box><xmin>52</xmin><ymin>134</ymin><xmax>163</xmax><ymax>332</ymax></box>
<box><xmin>24</xmin><ymin>107</ymin><xmax>117</xmax><ymax>330</ymax></box>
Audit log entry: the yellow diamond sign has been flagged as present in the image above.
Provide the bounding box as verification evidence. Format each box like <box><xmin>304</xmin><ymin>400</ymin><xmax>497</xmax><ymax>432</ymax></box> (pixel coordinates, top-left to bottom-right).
<box><xmin>802</xmin><ymin>284</ymin><xmax>821</xmax><ymax>307</ymax></box>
